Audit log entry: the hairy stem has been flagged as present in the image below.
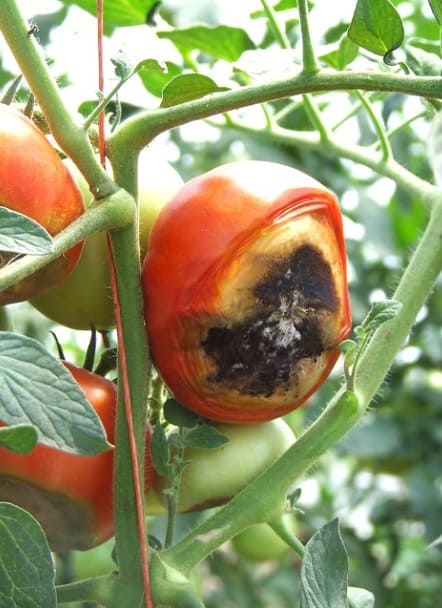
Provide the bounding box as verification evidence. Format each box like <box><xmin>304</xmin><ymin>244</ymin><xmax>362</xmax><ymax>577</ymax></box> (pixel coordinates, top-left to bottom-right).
<box><xmin>109</xmin><ymin>70</ymin><xmax>442</xmax><ymax>154</ymax></box>
<box><xmin>0</xmin><ymin>193</ymin><xmax>133</xmax><ymax>292</ymax></box>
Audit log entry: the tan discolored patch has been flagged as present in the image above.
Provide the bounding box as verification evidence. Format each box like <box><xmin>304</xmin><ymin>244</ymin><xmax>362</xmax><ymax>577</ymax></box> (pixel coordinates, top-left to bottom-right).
<box><xmin>0</xmin><ymin>474</ymin><xmax>95</xmax><ymax>551</ymax></box>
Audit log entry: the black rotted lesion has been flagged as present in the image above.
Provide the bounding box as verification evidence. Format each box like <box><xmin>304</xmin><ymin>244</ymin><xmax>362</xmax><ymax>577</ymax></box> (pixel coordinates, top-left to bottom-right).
<box><xmin>202</xmin><ymin>245</ymin><xmax>338</xmax><ymax>397</ymax></box>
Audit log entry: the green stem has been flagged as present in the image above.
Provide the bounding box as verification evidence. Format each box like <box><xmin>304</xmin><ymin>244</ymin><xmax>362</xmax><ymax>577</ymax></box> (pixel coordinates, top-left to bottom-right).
<box><xmin>302</xmin><ymin>93</ymin><xmax>331</xmax><ymax>141</ymax></box>
<box><xmin>0</xmin><ymin>193</ymin><xmax>133</xmax><ymax>292</ymax></box>
<box><xmin>269</xmin><ymin>517</ymin><xmax>305</xmax><ymax>558</ymax></box>
<box><xmin>109</xmin><ymin>70</ymin><xmax>442</xmax><ymax>154</ymax></box>
<box><xmin>260</xmin><ymin>0</ymin><xmax>291</xmax><ymax>49</ymax></box>
<box><xmin>356</xmin><ymin>91</ymin><xmax>392</xmax><ymax>160</ymax></box>
<box><xmin>298</xmin><ymin>0</ymin><xmax>320</xmax><ymax>74</ymax></box>
<box><xmin>219</xmin><ymin>117</ymin><xmax>435</xmax><ymax>203</ymax></box>
<box><xmin>106</xmin><ymin>152</ymin><xmax>151</xmax><ymax>606</ymax></box>
<box><xmin>56</xmin><ymin>575</ymin><xmax>116</xmax><ymax>606</ymax></box>
<box><xmin>0</xmin><ymin>0</ymin><xmax>114</xmax><ymax>199</ymax></box>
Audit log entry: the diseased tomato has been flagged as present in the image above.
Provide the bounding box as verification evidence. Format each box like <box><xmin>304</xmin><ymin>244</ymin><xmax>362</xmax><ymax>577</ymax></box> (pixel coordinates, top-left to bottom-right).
<box><xmin>142</xmin><ymin>161</ymin><xmax>352</xmax><ymax>423</ymax></box>
<box><xmin>154</xmin><ymin>418</ymin><xmax>296</xmax><ymax>512</ymax></box>
<box><xmin>30</xmin><ymin>149</ymin><xmax>183</xmax><ymax>330</ymax></box>
<box><xmin>0</xmin><ymin>104</ymin><xmax>84</xmax><ymax>305</ymax></box>
<box><xmin>0</xmin><ymin>361</ymin><xmax>154</xmax><ymax>551</ymax></box>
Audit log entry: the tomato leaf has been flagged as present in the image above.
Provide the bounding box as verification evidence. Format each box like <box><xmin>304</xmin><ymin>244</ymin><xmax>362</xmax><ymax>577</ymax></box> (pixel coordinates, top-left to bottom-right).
<box><xmin>348</xmin><ymin>0</ymin><xmax>404</xmax><ymax>57</ymax></box>
<box><xmin>58</xmin><ymin>0</ymin><xmax>158</xmax><ymax>29</ymax></box>
<box><xmin>428</xmin><ymin>0</ymin><xmax>442</xmax><ymax>25</ymax></box>
<box><xmin>320</xmin><ymin>35</ymin><xmax>359</xmax><ymax>70</ymax></box>
<box><xmin>300</xmin><ymin>518</ymin><xmax>348</xmax><ymax>608</ymax></box>
<box><xmin>0</xmin><ymin>332</ymin><xmax>110</xmax><ymax>455</ymax></box>
<box><xmin>151</xmin><ymin>422</ymin><xmax>171</xmax><ymax>476</ymax></box>
<box><xmin>0</xmin><ymin>424</ymin><xmax>38</xmax><ymax>454</ymax></box>
<box><xmin>137</xmin><ymin>60</ymin><xmax>181</xmax><ymax>98</ymax></box>
<box><xmin>160</xmin><ymin>73</ymin><xmax>229</xmax><ymax>108</ymax></box>
<box><xmin>355</xmin><ymin>299</ymin><xmax>402</xmax><ymax>339</ymax></box>
<box><xmin>0</xmin><ymin>503</ymin><xmax>56</xmax><ymax>608</ymax></box>
<box><xmin>0</xmin><ymin>206</ymin><xmax>53</xmax><ymax>255</ymax></box>
<box><xmin>163</xmin><ymin>398</ymin><xmax>201</xmax><ymax>428</ymax></box>
<box><xmin>184</xmin><ymin>424</ymin><xmax>229</xmax><ymax>450</ymax></box>
<box><xmin>157</xmin><ymin>25</ymin><xmax>255</xmax><ymax>62</ymax></box>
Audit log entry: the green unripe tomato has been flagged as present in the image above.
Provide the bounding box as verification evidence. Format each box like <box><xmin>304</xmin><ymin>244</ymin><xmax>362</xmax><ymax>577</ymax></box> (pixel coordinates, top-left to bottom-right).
<box><xmin>155</xmin><ymin>418</ymin><xmax>296</xmax><ymax>513</ymax></box>
<box><xmin>232</xmin><ymin>514</ymin><xmax>297</xmax><ymax>562</ymax></box>
<box><xmin>30</xmin><ymin>149</ymin><xmax>183</xmax><ymax>329</ymax></box>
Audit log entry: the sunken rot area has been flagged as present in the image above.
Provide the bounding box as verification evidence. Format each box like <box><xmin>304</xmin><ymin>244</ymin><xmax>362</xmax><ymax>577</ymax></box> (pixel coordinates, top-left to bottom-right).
<box><xmin>142</xmin><ymin>161</ymin><xmax>351</xmax><ymax>423</ymax></box>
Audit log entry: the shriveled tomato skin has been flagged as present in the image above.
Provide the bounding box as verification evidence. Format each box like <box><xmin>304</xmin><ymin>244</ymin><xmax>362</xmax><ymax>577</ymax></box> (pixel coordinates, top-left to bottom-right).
<box><xmin>0</xmin><ymin>104</ymin><xmax>84</xmax><ymax>304</ymax></box>
<box><xmin>142</xmin><ymin>161</ymin><xmax>351</xmax><ymax>423</ymax></box>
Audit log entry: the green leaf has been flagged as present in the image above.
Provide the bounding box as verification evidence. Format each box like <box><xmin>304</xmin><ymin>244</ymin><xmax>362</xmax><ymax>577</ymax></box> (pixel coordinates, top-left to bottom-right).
<box><xmin>158</xmin><ymin>25</ymin><xmax>255</xmax><ymax>62</ymax></box>
<box><xmin>321</xmin><ymin>35</ymin><xmax>359</xmax><ymax>70</ymax></box>
<box><xmin>356</xmin><ymin>299</ymin><xmax>402</xmax><ymax>338</ymax></box>
<box><xmin>348</xmin><ymin>587</ymin><xmax>375</xmax><ymax>608</ymax></box>
<box><xmin>0</xmin><ymin>332</ymin><xmax>110</xmax><ymax>455</ymax></box>
<box><xmin>405</xmin><ymin>44</ymin><xmax>442</xmax><ymax>76</ymax></box>
<box><xmin>160</xmin><ymin>73</ymin><xmax>229</xmax><ymax>108</ymax></box>
<box><xmin>428</xmin><ymin>0</ymin><xmax>442</xmax><ymax>25</ymax></box>
<box><xmin>0</xmin><ymin>424</ymin><xmax>38</xmax><ymax>454</ymax></box>
<box><xmin>163</xmin><ymin>398</ymin><xmax>201</xmax><ymax>428</ymax></box>
<box><xmin>58</xmin><ymin>0</ymin><xmax>158</xmax><ymax>29</ymax></box>
<box><xmin>428</xmin><ymin>110</ymin><xmax>442</xmax><ymax>184</ymax></box>
<box><xmin>348</xmin><ymin>0</ymin><xmax>404</xmax><ymax>57</ymax></box>
<box><xmin>0</xmin><ymin>502</ymin><xmax>56</xmax><ymax>608</ymax></box>
<box><xmin>151</xmin><ymin>423</ymin><xmax>170</xmax><ymax>476</ymax></box>
<box><xmin>184</xmin><ymin>424</ymin><xmax>229</xmax><ymax>449</ymax></box>
<box><xmin>137</xmin><ymin>60</ymin><xmax>181</xmax><ymax>98</ymax></box>
<box><xmin>0</xmin><ymin>207</ymin><xmax>53</xmax><ymax>255</ymax></box>
<box><xmin>300</xmin><ymin>519</ymin><xmax>348</xmax><ymax>608</ymax></box>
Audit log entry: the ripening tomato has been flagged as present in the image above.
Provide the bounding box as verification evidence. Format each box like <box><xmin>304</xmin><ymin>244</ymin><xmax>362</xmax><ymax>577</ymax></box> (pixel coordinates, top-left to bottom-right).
<box><xmin>0</xmin><ymin>362</ymin><xmax>154</xmax><ymax>551</ymax></box>
<box><xmin>30</xmin><ymin>149</ymin><xmax>183</xmax><ymax>329</ymax></box>
<box><xmin>142</xmin><ymin>161</ymin><xmax>352</xmax><ymax>423</ymax></box>
<box><xmin>154</xmin><ymin>418</ymin><xmax>296</xmax><ymax>513</ymax></box>
<box><xmin>0</xmin><ymin>104</ymin><xmax>84</xmax><ymax>305</ymax></box>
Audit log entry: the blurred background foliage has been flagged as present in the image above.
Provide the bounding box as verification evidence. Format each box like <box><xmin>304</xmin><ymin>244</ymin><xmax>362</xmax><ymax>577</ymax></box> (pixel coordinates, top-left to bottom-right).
<box><xmin>1</xmin><ymin>1</ymin><xmax>441</xmax><ymax>607</ymax></box>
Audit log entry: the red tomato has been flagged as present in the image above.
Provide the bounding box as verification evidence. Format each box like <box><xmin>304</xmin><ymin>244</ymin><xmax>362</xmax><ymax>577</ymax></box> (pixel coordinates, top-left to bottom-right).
<box><xmin>142</xmin><ymin>161</ymin><xmax>351</xmax><ymax>423</ymax></box>
<box><xmin>0</xmin><ymin>362</ymin><xmax>154</xmax><ymax>551</ymax></box>
<box><xmin>0</xmin><ymin>104</ymin><xmax>84</xmax><ymax>304</ymax></box>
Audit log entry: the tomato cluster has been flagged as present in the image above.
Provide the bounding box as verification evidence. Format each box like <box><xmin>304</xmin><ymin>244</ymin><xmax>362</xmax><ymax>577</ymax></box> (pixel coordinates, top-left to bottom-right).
<box><xmin>1</xmin><ymin>147</ymin><xmax>351</xmax><ymax>553</ymax></box>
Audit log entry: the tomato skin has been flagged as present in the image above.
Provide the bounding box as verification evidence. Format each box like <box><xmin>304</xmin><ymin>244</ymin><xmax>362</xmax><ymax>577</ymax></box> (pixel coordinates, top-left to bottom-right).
<box><xmin>142</xmin><ymin>161</ymin><xmax>352</xmax><ymax>423</ymax></box>
<box><xmin>0</xmin><ymin>104</ymin><xmax>84</xmax><ymax>305</ymax></box>
<box><xmin>232</xmin><ymin>514</ymin><xmax>298</xmax><ymax>562</ymax></box>
<box><xmin>155</xmin><ymin>418</ymin><xmax>296</xmax><ymax>513</ymax></box>
<box><xmin>30</xmin><ymin>150</ymin><xmax>183</xmax><ymax>329</ymax></box>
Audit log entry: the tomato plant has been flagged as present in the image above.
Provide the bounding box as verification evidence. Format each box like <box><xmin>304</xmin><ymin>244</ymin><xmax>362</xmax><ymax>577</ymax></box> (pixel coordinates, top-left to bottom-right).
<box><xmin>30</xmin><ymin>149</ymin><xmax>183</xmax><ymax>330</ymax></box>
<box><xmin>0</xmin><ymin>1</ymin><xmax>441</xmax><ymax>607</ymax></box>
<box><xmin>143</xmin><ymin>160</ymin><xmax>351</xmax><ymax>423</ymax></box>
<box><xmin>0</xmin><ymin>103</ymin><xmax>84</xmax><ymax>305</ymax></box>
